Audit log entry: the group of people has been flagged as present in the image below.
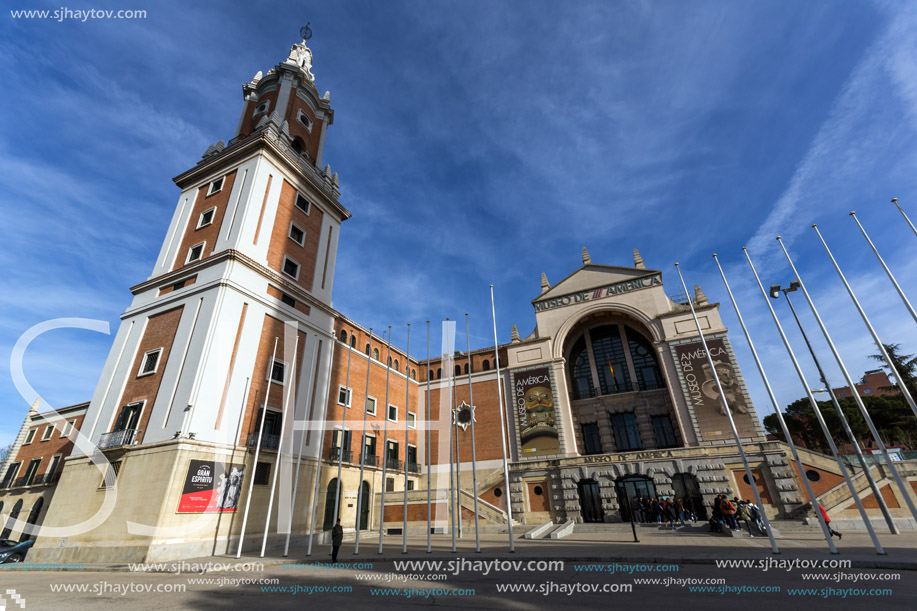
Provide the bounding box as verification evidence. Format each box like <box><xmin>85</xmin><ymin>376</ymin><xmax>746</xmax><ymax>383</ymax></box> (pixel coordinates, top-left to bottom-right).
<box><xmin>709</xmin><ymin>495</ymin><xmax>765</xmax><ymax>536</ymax></box>
<box><xmin>629</xmin><ymin>496</ymin><xmax>697</xmax><ymax>528</ymax></box>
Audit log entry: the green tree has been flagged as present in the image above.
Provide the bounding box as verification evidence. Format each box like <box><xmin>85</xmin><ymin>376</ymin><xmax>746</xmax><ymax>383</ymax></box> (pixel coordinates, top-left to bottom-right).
<box><xmin>870</xmin><ymin>343</ymin><xmax>917</xmax><ymax>397</ymax></box>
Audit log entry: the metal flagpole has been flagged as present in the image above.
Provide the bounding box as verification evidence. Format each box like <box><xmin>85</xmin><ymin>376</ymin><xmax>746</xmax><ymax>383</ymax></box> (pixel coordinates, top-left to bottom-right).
<box><xmin>713</xmin><ymin>255</ymin><xmax>837</xmax><ymax>553</ymax></box>
<box><xmin>777</xmin><ymin>237</ymin><xmax>917</xmax><ymax>523</ymax></box>
<box><xmin>332</xmin><ymin>336</ymin><xmax>354</xmax><ymax>545</ymax></box>
<box><xmin>814</xmin><ymin>225</ymin><xmax>917</xmax><ymax>423</ymax></box>
<box><xmin>674</xmin><ymin>262</ymin><xmax>780</xmax><ymax>554</ymax></box>
<box><xmin>465</xmin><ymin>314</ymin><xmax>482</xmax><ymax>553</ymax></box>
<box><xmin>425</xmin><ymin>321</ymin><xmax>433</xmax><ymax>553</ymax></box>
<box><xmin>850</xmin><ymin>212</ymin><xmax>917</xmax><ymax>326</ymax></box>
<box><xmin>285</xmin><ymin>338</ymin><xmax>320</xmax><ymax>556</ymax></box>
<box><xmin>262</xmin><ymin>334</ymin><xmax>298</xmax><ymax>557</ymax></box>
<box><xmin>778</xmin><ymin>287</ymin><xmax>897</xmax><ymax>534</ymax></box>
<box><xmin>354</xmin><ymin>328</ymin><xmax>373</xmax><ymax>555</ymax></box>
<box><xmin>446</xmin><ymin>319</ymin><xmax>457</xmax><ymax>552</ymax></box>
<box><xmin>453</xmin><ymin>356</ymin><xmax>463</xmax><ymax>540</ymax></box>
<box><xmin>378</xmin><ymin>327</ymin><xmax>393</xmax><ymax>554</ymax></box>
<box><xmin>237</xmin><ymin>339</ymin><xmax>279</xmax><ymax>557</ymax></box>
<box><xmin>891</xmin><ymin>198</ymin><xmax>917</xmax><ymax>238</ymax></box>
<box><xmin>490</xmin><ymin>285</ymin><xmax>515</xmax><ymax>552</ymax></box>
<box><xmin>232</xmin><ymin>375</ymin><xmax>256</xmax><ymax>558</ymax></box>
<box><xmin>306</xmin><ymin>338</ymin><xmax>336</xmax><ymax>556</ymax></box>
<box><xmin>744</xmin><ymin>248</ymin><xmax>886</xmax><ymax>554</ymax></box>
<box><xmin>402</xmin><ymin>324</ymin><xmax>411</xmax><ymax>554</ymax></box>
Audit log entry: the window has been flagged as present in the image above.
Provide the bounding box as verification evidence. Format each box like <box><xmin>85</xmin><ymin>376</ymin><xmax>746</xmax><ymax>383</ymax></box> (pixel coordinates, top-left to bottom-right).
<box><xmin>387</xmin><ymin>356</ymin><xmax>392</xmax><ymax>367</ymax></box>
<box><xmin>1</xmin><ymin>463</ymin><xmax>21</xmax><ymax>488</ymax></box>
<box><xmin>407</xmin><ymin>480</ymin><xmax>415</xmax><ymax>491</ymax></box>
<box><xmin>373</xmin><ymin>348</ymin><xmax>379</xmax><ymax>360</ymax></box>
<box><xmin>282</xmin><ymin>256</ymin><xmax>300</xmax><ymax>280</ymax></box>
<box><xmin>839</xmin><ymin>392</ymin><xmax>847</xmax><ymax>398</ymax></box>
<box><xmin>627</xmin><ymin>328</ymin><xmax>663</xmax><ymax>391</ymax></box>
<box><xmin>339</xmin><ymin>330</ymin><xmax>348</xmax><ymax>343</ymax></box>
<box><xmin>436</xmin><ymin>368</ymin><xmax>442</xmax><ymax>379</ymax></box>
<box><xmin>254</xmin><ymin>462</ymin><xmax>271</xmax><ymax>485</ymax></box>
<box><xmin>651</xmin><ymin>415</ymin><xmax>678</xmax><ymax>449</ymax></box>
<box><xmin>197</xmin><ymin>207</ymin><xmax>216</xmax><ymax>229</ymax></box>
<box><xmin>365</xmin><ymin>396</ymin><xmax>377</xmax><ymax>415</ymax></box>
<box><xmin>331</xmin><ymin>428</ymin><xmax>352</xmax><ymax>453</ymax></box>
<box><xmin>464</xmin><ymin>363</ymin><xmax>469</xmax><ymax>374</ymax></box>
<box><xmin>582</xmin><ymin>423</ymin><xmax>603</xmax><ymax>455</ymax></box>
<box><xmin>338</xmin><ymin>386</ymin><xmax>352</xmax><ymax>407</ymax></box>
<box><xmin>41</xmin><ymin>425</ymin><xmax>54</xmax><ymax>441</ymax></box>
<box><xmin>280</xmin><ymin>293</ymin><xmax>296</xmax><ymax>307</ymax></box>
<box><xmin>291</xmin><ymin>138</ymin><xmax>304</xmax><ymax>155</ymax></box>
<box><xmin>386</xmin><ymin>440</ymin><xmax>399</xmax><ymax>465</ymax></box>
<box><xmin>365</xmin><ymin>344</ymin><xmax>371</xmax><ymax>356</ymax></box>
<box><xmin>407</xmin><ymin>411</ymin><xmax>416</xmax><ymax>429</ymax></box>
<box><xmin>591</xmin><ymin>326</ymin><xmax>633</xmax><ymax>394</ymax></box>
<box><xmin>255</xmin><ymin>408</ymin><xmax>282</xmax><ymax>437</ymax></box>
<box><xmin>47</xmin><ymin>454</ymin><xmax>62</xmax><ymax>477</ymax></box>
<box><xmin>386</xmin><ymin>477</ymin><xmax>395</xmax><ymax>492</ymax></box>
<box><xmin>363</xmin><ymin>435</ymin><xmax>377</xmax><ymax>462</ymax></box>
<box><xmin>410</xmin><ymin>369</ymin><xmax>416</xmax><ymax>379</ymax></box>
<box><xmin>269</xmin><ymin>360</ymin><xmax>286</xmax><ymax>384</ymax></box>
<box><xmin>23</xmin><ymin>459</ymin><xmax>41</xmax><ymax>485</ymax></box>
<box><xmin>172</xmin><ymin>279</ymin><xmax>186</xmax><ymax>291</ymax></box>
<box><xmin>24</xmin><ymin>429</ymin><xmax>35</xmax><ymax>445</ymax></box>
<box><xmin>295</xmin><ymin>194</ymin><xmax>311</xmax><ymax>214</ymax></box>
<box><xmin>206</xmin><ymin>176</ymin><xmax>224</xmax><ymax>196</ymax></box>
<box><xmin>297</xmin><ymin>109</ymin><xmax>313</xmax><ymax>131</ymax></box>
<box><xmin>350</xmin><ymin>336</ymin><xmax>356</xmax><ymax>348</ymax></box>
<box><xmin>483</xmin><ymin>359</ymin><xmax>490</xmax><ymax>371</ymax></box>
<box><xmin>254</xmin><ymin>100</ymin><xmax>269</xmax><ymax>116</ymax></box>
<box><xmin>138</xmin><ymin>348</ymin><xmax>162</xmax><ymax>377</ymax></box>
<box><xmin>455</xmin><ymin>365</ymin><xmax>461</xmax><ymax>377</ymax></box>
<box><xmin>61</xmin><ymin>420</ymin><xmax>76</xmax><ymax>438</ymax></box>
<box><xmin>569</xmin><ymin>336</ymin><xmax>596</xmax><ymax>400</ymax></box>
<box><xmin>611</xmin><ymin>412</ymin><xmax>642</xmax><ymax>451</ymax></box>
<box><xmin>99</xmin><ymin>461</ymin><xmax>121</xmax><ymax>489</ymax></box>
<box><xmin>186</xmin><ymin>242</ymin><xmax>205</xmax><ymax>263</ymax></box>
<box><xmin>864</xmin><ymin>389</ymin><xmax>872</xmax><ymax>394</ymax></box>
<box><xmin>113</xmin><ymin>402</ymin><xmax>143</xmax><ymax>432</ymax></box>
<box><xmin>388</xmin><ymin>404</ymin><xmax>398</xmax><ymax>422</ymax></box>
<box><xmin>288</xmin><ymin>222</ymin><xmax>305</xmax><ymax>246</ymax></box>
<box><xmin>393</xmin><ymin>359</ymin><xmax>399</xmax><ymax>371</ymax></box>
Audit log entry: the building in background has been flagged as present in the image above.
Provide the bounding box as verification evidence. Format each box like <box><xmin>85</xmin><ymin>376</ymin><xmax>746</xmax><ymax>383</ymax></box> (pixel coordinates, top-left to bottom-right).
<box><xmin>833</xmin><ymin>369</ymin><xmax>900</xmax><ymax>399</ymax></box>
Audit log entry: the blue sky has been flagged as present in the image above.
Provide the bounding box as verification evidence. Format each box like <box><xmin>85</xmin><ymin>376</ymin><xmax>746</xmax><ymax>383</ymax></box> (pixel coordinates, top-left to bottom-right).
<box><xmin>2</xmin><ymin>0</ymin><xmax>917</xmax><ymax>447</ymax></box>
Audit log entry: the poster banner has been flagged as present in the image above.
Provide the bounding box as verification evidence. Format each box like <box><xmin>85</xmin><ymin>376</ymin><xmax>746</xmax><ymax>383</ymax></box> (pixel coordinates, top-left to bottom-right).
<box><xmin>673</xmin><ymin>338</ymin><xmax>757</xmax><ymax>441</ymax></box>
<box><xmin>177</xmin><ymin>460</ymin><xmax>245</xmax><ymax>513</ymax></box>
<box><xmin>513</xmin><ymin>367</ymin><xmax>561</xmax><ymax>457</ymax></box>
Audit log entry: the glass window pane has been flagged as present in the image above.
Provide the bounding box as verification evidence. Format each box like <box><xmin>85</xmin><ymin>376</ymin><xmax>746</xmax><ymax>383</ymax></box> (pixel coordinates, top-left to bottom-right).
<box><xmin>627</xmin><ymin>328</ymin><xmax>664</xmax><ymax>391</ymax></box>
<box><xmin>569</xmin><ymin>336</ymin><xmax>596</xmax><ymax>400</ymax></box>
<box><xmin>591</xmin><ymin>326</ymin><xmax>632</xmax><ymax>394</ymax></box>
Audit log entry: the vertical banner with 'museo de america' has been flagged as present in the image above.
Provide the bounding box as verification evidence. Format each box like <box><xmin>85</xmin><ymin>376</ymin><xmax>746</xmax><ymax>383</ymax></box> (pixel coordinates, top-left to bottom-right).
<box><xmin>512</xmin><ymin>367</ymin><xmax>561</xmax><ymax>458</ymax></box>
<box><xmin>177</xmin><ymin>460</ymin><xmax>245</xmax><ymax>513</ymax></box>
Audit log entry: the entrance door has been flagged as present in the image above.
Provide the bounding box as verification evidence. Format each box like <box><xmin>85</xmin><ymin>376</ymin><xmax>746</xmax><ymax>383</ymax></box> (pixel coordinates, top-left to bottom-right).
<box><xmin>577</xmin><ymin>479</ymin><xmax>604</xmax><ymax>523</ymax></box>
<box><xmin>323</xmin><ymin>478</ymin><xmax>339</xmax><ymax>531</ymax></box>
<box><xmin>672</xmin><ymin>473</ymin><xmax>707</xmax><ymax>520</ymax></box>
<box><xmin>359</xmin><ymin>481</ymin><xmax>371</xmax><ymax>530</ymax></box>
<box><xmin>615</xmin><ymin>476</ymin><xmax>656</xmax><ymax>521</ymax></box>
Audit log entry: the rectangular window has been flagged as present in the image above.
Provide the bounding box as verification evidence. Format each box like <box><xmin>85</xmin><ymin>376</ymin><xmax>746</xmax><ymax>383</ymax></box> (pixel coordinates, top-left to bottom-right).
<box><xmin>385</xmin><ymin>477</ymin><xmax>395</xmax><ymax>492</ymax></box>
<box><xmin>138</xmin><ymin>348</ymin><xmax>162</xmax><ymax>376</ymax></box>
<box><xmin>47</xmin><ymin>454</ymin><xmax>62</xmax><ymax>478</ymax></box>
<box><xmin>23</xmin><ymin>459</ymin><xmax>41</xmax><ymax>485</ymax></box>
<box><xmin>99</xmin><ymin>461</ymin><xmax>121</xmax><ymax>489</ymax></box>
<box><xmin>651</xmin><ymin>416</ymin><xmax>678</xmax><ymax>449</ymax></box>
<box><xmin>337</xmin><ymin>386</ymin><xmax>352</xmax><ymax>407</ymax></box>
<box><xmin>254</xmin><ymin>462</ymin><xmax>271</xmax><ymax>486</ymax></box>
<box><xmin>256</xmin><ymin>408</ymin><xmax>283</xmax><ymax>437</ymax></box>
<box><xmin>207</xmin><ymin>176</ymin><xmax>224</xmax><ymax>196</ymax></box>
<box><xmin>363</xmin><ymin>435</ymin><xmax>376</xmax><ymax>463</ymax></box>
<box><xmin>407</xmin><ymin>445</ymin><xmax>417</xmax><ymax>466</ymax></box>
<box><xmin>611</xmin><ymin>412</ymin><xmax>642</xmax><ymax>451</ymax></box>
<box><xmin>41</xmin><ymin>425</ymin><xmax>54</xmax><ymax>441</ymax></box>
<box><xmin>295</xmin><ymin>194</ymin><xmax>311</xmax><ymax>214</ymax></box>
<box><xmin>581</xmin><ymin>423</ymin><xmax>603</xmax><ymax>455</ymax></box>
<box><xmin>387</xmin><ymin>404</ymin><xmax>398</xmax><ymax>422</ymax></box>
<box><xmin>197</xmin><ymin>207</ymin><xmax>216</xmax><ymax>229</ymax></box>
<box><xmin>282</xmin><ymin>256</ymin><xmax>300</xmax><ymax>280</ymax></box>
<box><xmin>23</xmin><ymin>429</ymin><xmax>36</xmax><ymax>445</ymax></box>
<box><xmin>407</xmin><ymin>411</ymin><xmax>416</xmax><ymax>429</ymax></box>
<box><xmin>186</xmin><ymin>242</ymin><xmax>205</xmax><ymax>263</ymax></box>
<box><xmin>407</xmin><ymin>480</ymin><xmax>415</xmax><ymax>491</ymax></box>
<box><xmin>288</xmin><ymin>222</ymin><xmax>305</xmax><ymax>246</ymax></box>
<box><xmin>172</xmin><ymin>279</ymin><xmax>186</xmax><ymax>291</ymax></box>
<box><xmin>331</xmin><ymin>428</ymin><xmax>352</xmax><ymax>453</ymax></box>
<box><xmin>1</xmin><ymin>463</ymin><xmax>21</xmax><ymax>488</ymax></box>
<box><xmin>280</xmin><ymin>293</ymin><xmax>296</xmax><ymax>307</ymax></box>
<box><xmin>365</xmin><ymin>396</ymin><xmax>377</xmax><ymax>415</ymax></box>
<box><xmin>61</xmin><ymin>419</ymin><xmax>76</xmax><ymax>438</ymax></box>
<box><xmin>269</xmin><ymin>360</ymin><xmax>286</xmax><ymax>384</ymax></box>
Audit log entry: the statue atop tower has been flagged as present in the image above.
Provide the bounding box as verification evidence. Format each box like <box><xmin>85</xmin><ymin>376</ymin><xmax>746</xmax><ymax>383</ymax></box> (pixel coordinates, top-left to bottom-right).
<box><xmin>286</xmin><ymin>22</ymin><xmax>315</xmax><ymax>81</ymax></box>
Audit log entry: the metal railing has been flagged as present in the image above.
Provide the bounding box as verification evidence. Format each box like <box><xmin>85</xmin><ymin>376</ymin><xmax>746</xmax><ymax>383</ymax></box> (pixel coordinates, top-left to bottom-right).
<box><xmin>327</xmin><ymin>447</ymin><xmax>353</xmax><ymax>463</ymax></box>
<box><xmin>99</xmin><ymin>429</ymin><xmax>141</xmax><ymax>449</ymax></box>
<box><xmin>361</xmin><ymin>453</ymin><xmax>378</xmax><ymax>467</ymax></box>
<box><xmin>0</xmin><ymin>471</ymin><xmax>61</xmax><ymax>489</ymax></box>
<box><xmin>246</xmin><ymin>432</ymin><xmax>280</xmax><ymax>451</ymax></box>
<box><xmin>407</xmin><ymin>461</ymin><xmax>422</xmax><ymax>474</ymax></box>
<box><xmin>385</xmin><ymin>457</ymin><xmax>403</xmax><ymax>471</ymax></box>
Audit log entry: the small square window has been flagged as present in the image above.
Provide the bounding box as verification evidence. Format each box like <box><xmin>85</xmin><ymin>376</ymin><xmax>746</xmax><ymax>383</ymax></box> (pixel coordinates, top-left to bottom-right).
<box><xmin>288</xmin><ymin>223</ymin><xmax>305</xmax><ymax>246</ymax></box>
<box><xmin>338</xmin><ymin>386</ymin><xmax>352</xmax><ymax>407</ymax></box>
<box><xmin>187</xmin><ymin>243</ymin><xmax>205</xmax><ymax>263</ymax></box>
<box><xmin>297</xmin><ymin>109</ymin><xmax>313</xmax><ymax>132</ymax></box>
<box><xmin>98</xmin><ymin>461</ymin><xmax>121</xmax><ymax>488</ymax></box>
<box><xmin>282</xmin><ymin>257</ymin><xmax>300</xmax><ymax>280</ymax></box>
<box><xmin>207</xmin><ymin>177</ymin><xmax>224</xmax><ymax>196</ymax></box>
<box><xmin>24</xmin><ymin>429</ymin><xmax>36</xmax><ymax>444</ymax></box>
<box><xmin>254</xmin><ymin>101</ymin><xmax>269</xmax><ymax>116</ymax></box>
<box><xmin>41</xmin><ymin>425</ymin><xmax>54</xmax><ymax>441</ymax></box>
<box><xmin>139</xmin><ymin>348</ymin><xmax>162</xmax><ymax>377</ymax></box>
<box><xmin>269</xmin><ymin>360</ymin><xmax>286</xmax><ymax>384</ymax></box>
<box><xmin>280</xmin><ymin>293</ymin><xmax>296</xmax><ymax>307</ymax></box>
<box><xmin>408</xmin><ymin>411</ymin><xmax>416</xmax><ymax>429</ymax></box>
<box><xmin>172</xmin><ymin>280</ymin><xmax>186</xmax><ymax>291</ymax></box>
<box><xmin>366</xmin><ymin>397</ymin><xmax>377</xmax><ymax>416</ymax></box>
<box><xmin>295</xmin><ymin>194</ymin><xmax>311</xmax><ymax>214</ymax></box>
<box><xmin>387</xmin><ymin>405</ymin><xmax>398</xmax><ymax>422</ymax></box>
<box><xmin>197</xmin><ymin>207</ymin><xmax>216</xmax><ymax>229</ymax></box>
<box><xmin>254</xmin><ymin>462</ymin><xmax>271</xmax><ymax>485</ymax></box>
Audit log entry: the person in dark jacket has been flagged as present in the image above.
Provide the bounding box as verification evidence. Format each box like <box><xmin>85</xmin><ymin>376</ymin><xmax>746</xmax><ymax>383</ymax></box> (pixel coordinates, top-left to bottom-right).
<box><xmin>331</xmin><ymin>518</ymin><xmax>344</xmax><ymax>562</ymax></box>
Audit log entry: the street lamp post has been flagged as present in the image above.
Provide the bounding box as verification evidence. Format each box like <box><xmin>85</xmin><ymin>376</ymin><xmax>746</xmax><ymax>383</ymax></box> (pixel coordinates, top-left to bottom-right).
<box><xmin>769</xmin><ymin>283</ymin><xmax>898</xmax><ymax>534</ymax></box>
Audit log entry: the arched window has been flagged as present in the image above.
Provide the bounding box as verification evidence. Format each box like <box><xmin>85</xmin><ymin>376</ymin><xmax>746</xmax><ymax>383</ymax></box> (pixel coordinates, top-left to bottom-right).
<box><xmin>626</xmin><ymin>328</ymin><xmax>664</xmax><ymax>390</ymax></box>
<box><xmin>1</xmin><ymin>499</ymin><xmax>23</xmax><ymax>540</ymax></box>
<box><xmin>387</xmin><ymin>356</ymin><xmax>392</xmax><ymax>367</ymax></box>
<box><xmin>350</xmin><ymin>335</ymin><xmax>356</xmax><ymax>348</ymax></box>
<box><xmin>410</xmin><ymin>369</ymin><xmax>416</xmax><ymax>380</ymax></box>
<box><xmin>590</xmin><ymin>325</ymin><xmax>632</xmax><ymax>393</ymax></box>
<box><xmin>437</xmin><ymin>368</ymin><xmax>442</xmax><ymax>379</ymax></box>
<box><xmin>483</xmin><ymin>359</ymin><xmax>490</xmax><ymax>371</ymax></box>
<box><xmin>365</xmin><ymin>344</ymin><xmax>371</xmax><ymax>356</ymax></box>
<box><xmin>464</xmin><ymin>363</ymin><xmax>469</xmax><ymax>374</ymax></box>
<box><xmin>428</xmin><ymin>369</ymin><xmax>434</xmax><ymax>380</ymax></box>
<box><xmin>339</xmin><ymin>330</ymin><xmax>347</xmax><ymax>343</ymax></box>
<box><xmin>21</xmin><ymin>497</ymin><xmax>44</xmax><ymax>542</ymax></box>
<box><xmin>455</xmin><ymin>365</ymin><xmax>461</xmax><ymax>377</ymax></box>
<box><xmin>373</xmin><ymin>349</ymin><xmax>379</xmax><ymax>360</ymax></box>
<box><xmin>394</xmin><ymin>359</ymin><xmax>399</xmax><ymax>371</ymax></box>
<box><xmin>569</xmin><ymin>336</ymin><xmax>596</xmax><ymax>400</ymax></box>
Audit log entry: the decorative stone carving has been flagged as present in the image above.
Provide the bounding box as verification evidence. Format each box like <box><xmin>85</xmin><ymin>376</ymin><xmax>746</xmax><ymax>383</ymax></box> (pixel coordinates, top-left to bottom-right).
<box><xmin>286</xmin><ymin>39</ymin><xmax>315</xmax><ymax>81</ymax></box>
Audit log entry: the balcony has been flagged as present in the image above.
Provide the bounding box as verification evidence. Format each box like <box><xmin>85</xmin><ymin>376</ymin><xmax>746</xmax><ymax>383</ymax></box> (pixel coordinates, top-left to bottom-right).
<box><xmin>99</xmin><ymin>429</ymin><xmax>141</xmax><ymax>449</ymax></box>
<box><xmin>0</xmin><ymin>472</ymin><xmax>61</xmax><ymax>490</ymax></box>
<box><xmin>246</xmin><ymin>432</ymin><xmax>280</xmax><ymax>451</ymax></box>
<box><xmin>361</xmin><ymin>453</ymin><xmax>379</xmax><ymax>467</ymax></box>
<box><xmin>385</xmin><ymin>457</ymin><xmax>403</xmax><ymax>471</ymax></box>
<box><xmin>327</xmin><ymin>447</ymin><xmax>353</xmax><ymax>463</ymax></box>
<box><xmin>407</xmin><ymin>461</ymin><xmax>422</xmax><ymax>474</ymax></box>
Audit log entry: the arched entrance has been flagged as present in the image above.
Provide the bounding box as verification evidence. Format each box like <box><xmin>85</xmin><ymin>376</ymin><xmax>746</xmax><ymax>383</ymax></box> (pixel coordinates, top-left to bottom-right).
<box><xmin>672</xmin><ymin>473</ymin><xmax>707</xmax><ymax>520</ymax></box>
<box><xmin>577</xmin><ymin>479</ymin><xmax>604</xmax><ymax>523</ymax></box>
<box><xmin>20</xmin><ymin>497</ymin><xmax>43</xmax><ymax>542</ymax></box>
<box><xmin>358</xmin><ymin>481</ymin><xmax>371</xmax><ymax>530</ymax></box>
<box><xmin>615</xmin><ymin>476</ymin><xmax>656</xmax><ymax>521</ymax></box>
<box><xmin>322</xmin><ymin>478</ymin><xmax>339</xmax><ymax>531</ymax></box>
<box><xmin>1</xmin><ymin>500</ymin><xmax>23</xmax><ymax>540</ymax></box>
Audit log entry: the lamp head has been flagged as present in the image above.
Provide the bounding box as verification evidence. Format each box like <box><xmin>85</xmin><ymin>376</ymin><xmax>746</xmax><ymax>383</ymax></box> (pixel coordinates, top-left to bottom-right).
<box><xmin>769</xmin><ymin>284</ymin><xmax>781</xmax><ymax>300</ymax></box>
<box><xmin>788</xmin><ymin>280</ymin><xmax>801</xmax><ymax>292</ymax></box>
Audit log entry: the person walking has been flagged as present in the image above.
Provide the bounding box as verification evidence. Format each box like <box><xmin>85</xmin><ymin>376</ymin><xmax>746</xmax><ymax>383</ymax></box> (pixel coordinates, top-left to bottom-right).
<box><xmin>735</xmin><ymin>501</ymin><xmax>753</xmax><ymax>537</ymax></box>
<box><xmin>675</xmin><ymin>498</ymin><xmax>686</xmax><ymax>528</ymax></box>
<box><xmin>746</xmin><ymin>499</ymin><xmax>765</xmax><ymax>535</ymax></box>
<box><xmin>818</xmin><ymin>504</ymin><xmax>842</xmax><ymax>540</ymax></box>
<box><xmin>652</xmin><ymin>498</ymin><xmax>662</xmax><ymax>524</ymax></box>
<box><xmin>723</xmin><ymin>497</ymin><xmax>738</xmax><ymax>531</ymax></box>
<box><xmin>631</xmin><ymin>497</ymin><xmax>644</xmax><ymax>523</ymax></box>
<box><xmin>331</xmin><ymin>518</ymin><xmax>344</xmax><ymax>563</ymax></box>
<box><xmin>710</xmin><ymin>495</ymin><xmax>724</xmax><ymax>533</ymax></box>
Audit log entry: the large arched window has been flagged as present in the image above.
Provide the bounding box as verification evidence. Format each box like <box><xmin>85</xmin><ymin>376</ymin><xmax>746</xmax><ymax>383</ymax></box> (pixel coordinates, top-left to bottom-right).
<box><xmin>569</xmin><ymin>336</ymin><xmax>596</xmax><ymax>400</ymax></box>
<box><xmin>567</xmin><ymin>323</ymin><xmax>663</xmax><ymax>399</ymax></box>
<box><xmin>339</xmin><ymin>330</ymin><xmax>348</xmax><ymax>343</ymax></box>
<box><xmin>373</xmin><ymin>348</ymin><xmax>379</xmax><ymax>360</ymax></box>
<box><xmin>482</xmin><ymin>359</ymin><xmax>490</xmax><ymax>371</ymax></box>
<box><xmin>627</xmin><ymin>328</ymin><xmax>663</xmax><ymax>390</ymax></box>
<box><xmin>350</xmin><ymin>335</ymin><xmax>356</xmax><ymax>348</ymax></box>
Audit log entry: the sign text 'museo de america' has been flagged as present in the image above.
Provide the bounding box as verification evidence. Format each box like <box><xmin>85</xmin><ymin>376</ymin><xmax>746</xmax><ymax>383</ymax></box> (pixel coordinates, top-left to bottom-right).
<box><xmin>534</xmin><ymin>274</ymin><xmax>661</xmax><ymax>312</ymax></box>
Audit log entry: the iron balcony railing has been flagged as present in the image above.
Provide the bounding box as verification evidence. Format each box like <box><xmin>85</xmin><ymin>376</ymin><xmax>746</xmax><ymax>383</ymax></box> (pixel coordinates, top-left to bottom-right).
<box><xmin>361</xmin><ymin>453</ymin><xmax>379</xmax><ymax>467</ymax></box>
<box><xmin>407</xmin><ymin>461</ymin><xmax>422</xmax><ymax>474</ymax></box>
<box><xmin>99</xmin><ymin>429</ymin><xmax>141</xmax><ymax>449</ymax></box>
<box><xmin>0</xmin><ymin>472</ymin><xmax>61</xmax><ymax>489</ymax></box>
<box><xmin>246</xmin><ymin>432</ymin><xmax>280</xmax><ymax>451</ymax></box>
<box><xmin>385</xmin><ymin>457</ymin><xmax>403</xmax><ymax>471</ymax></box>
<box><xmin>327</xmin><ymin>447</ymin><xmax>353</xmax><ymax>463</ymax></box>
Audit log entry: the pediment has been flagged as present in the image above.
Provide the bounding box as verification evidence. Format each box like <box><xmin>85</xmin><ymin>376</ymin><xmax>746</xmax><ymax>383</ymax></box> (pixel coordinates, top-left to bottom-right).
<box><xmin>533</xmin><ymin>265</ymin><xmax>662</xmax><ymax>303</ymax></box>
